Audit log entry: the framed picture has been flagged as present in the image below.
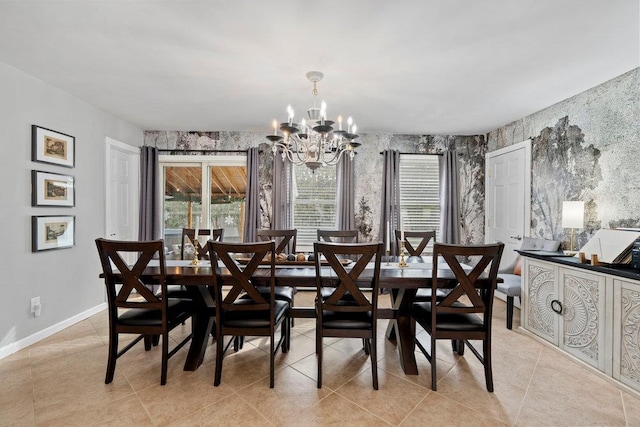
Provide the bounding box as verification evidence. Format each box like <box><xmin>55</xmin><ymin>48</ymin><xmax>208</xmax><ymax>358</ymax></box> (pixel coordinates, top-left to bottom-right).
<box><xmin>32</xmin><ymin>215</ymin><xmax>75</xmax><ymax>252</ymax></box>
<box><xmin>32</xmin><ymin>170</ymin><xmax>75</xmax><ymax>207</ymax></box>
<box><xmin>31</xmin><ymin>125</ymin><xmax>75</xmax><ymax>168</ymax></box>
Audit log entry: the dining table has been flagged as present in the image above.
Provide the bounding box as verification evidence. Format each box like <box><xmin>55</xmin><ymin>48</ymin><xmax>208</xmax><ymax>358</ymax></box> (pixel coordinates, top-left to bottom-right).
<box><xmin>103</xmin><ymin>256</ymin><xmax>499</xmax><ymax>376</ymax></box>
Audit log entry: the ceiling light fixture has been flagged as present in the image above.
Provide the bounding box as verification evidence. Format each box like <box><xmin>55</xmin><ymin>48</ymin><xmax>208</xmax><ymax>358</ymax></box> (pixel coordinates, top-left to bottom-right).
<box><xmin>266</xmin><ymin>71</ymin><xmax>360</xmax><ymax>171</ymax></box>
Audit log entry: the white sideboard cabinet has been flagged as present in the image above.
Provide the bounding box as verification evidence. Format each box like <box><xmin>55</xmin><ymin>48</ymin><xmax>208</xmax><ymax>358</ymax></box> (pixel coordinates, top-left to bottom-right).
<box><xmin>521</xmin><ymin>253</ymin><xmax>640</xmax><ymax>392</ymax></box>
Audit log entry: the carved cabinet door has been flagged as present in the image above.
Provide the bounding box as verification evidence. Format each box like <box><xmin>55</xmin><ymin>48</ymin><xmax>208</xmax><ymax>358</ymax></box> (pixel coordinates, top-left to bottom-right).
<box><xmin>523</xmin><ymin>258</ymin><xmax>559</xmax><ymax>344</ymax></box>
<box><xmin>558</xmin><ymin>267</ymin><xmax>608</xmax><ymax>371</ymax></box>
<box><xmin>613</xmin><ymin>278</ymin><xmax>640</xmax><ymax>392</ymax></box>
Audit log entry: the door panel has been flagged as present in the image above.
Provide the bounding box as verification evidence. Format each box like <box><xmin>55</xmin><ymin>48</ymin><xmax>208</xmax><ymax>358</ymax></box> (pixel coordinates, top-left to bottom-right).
<box><xmin>105</xmin><ymin>138</ymin><xmax>139</xmax><ymax>243</ymax></box>
<box><xmin>485</xmin><ymin>140</ymin><xmax>531</xmax><ymax>268</ymax></box>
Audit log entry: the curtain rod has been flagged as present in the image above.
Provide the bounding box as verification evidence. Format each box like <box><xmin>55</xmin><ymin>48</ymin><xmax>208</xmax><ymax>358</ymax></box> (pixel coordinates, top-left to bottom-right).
<box><xmin>379</xmin><ymin>151</ymin><xmax>443</xmax><ymax>156</ymax></box>
<box><xmin>157</xmin><ymin>149</ymin><xmax>263</xmax><ymax>154</ymax></box>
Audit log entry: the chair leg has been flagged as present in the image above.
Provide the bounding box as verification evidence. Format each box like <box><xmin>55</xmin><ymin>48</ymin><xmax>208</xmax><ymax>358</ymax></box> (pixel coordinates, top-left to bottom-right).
<box><xmin>506</xmin><ymin>296</ymin><xmax>514</xmax><ymax>329</ymax></box>
<box><xmin>160</xmin><ymin>332</ymin><xmax>169</xmax><ymax>385</ymax></box>
<box><xmin>456</xmin><ymin>339</ymin><xmax>465</xmax><ymax>356</ymax></box>
<box><xmin>105</xmin><ymin>331</ymin><xmax>118</xmax><ymax>384</ymax></box>
<box><xmin>483</xmin><ymin>339</ymin><xmax>494</xmax><ymax>392</ymax></box>
<box><xmin>431</xmin><ymin>336</ymin><xmax>437</xmax><ymax>391</ymax></box>
<box><xmin>214</xmin><ymin>335</ymin><xmax>224</xmax><ymax>386</ymax></box>
<box><xmin>317</xmin><ymin>334</ymin><xmax>323</xmax><ymax>389</ymax></box>
<box><xmin>270</xmin><ymin>331</ymin><xmax>275</xmax><ymax>388</ymax></box>
<box><xmin>144</xmin><ymin>335</ymin><xmax>152</xmax><ymax>351</ymax></box>
<box><xmin>363</xmin><ymin>338</ymin><xmax>370</xmax><ymax>355</ymax></box>
<box><xmin>370</xmin><ymin>335</ymin><xmax>378</xmax><ymax>390</ymax></box>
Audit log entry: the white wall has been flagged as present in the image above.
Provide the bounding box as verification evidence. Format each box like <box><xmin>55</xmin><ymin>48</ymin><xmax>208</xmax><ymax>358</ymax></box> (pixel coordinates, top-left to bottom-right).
<box><xmin>0</xmin><ymin>62</ymin><xmax>143</xmax><ymax>357</ymax></box>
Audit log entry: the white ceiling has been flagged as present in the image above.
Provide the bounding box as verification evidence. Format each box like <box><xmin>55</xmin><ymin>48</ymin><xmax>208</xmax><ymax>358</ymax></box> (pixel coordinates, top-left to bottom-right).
<box><xmin>0</xmin><ymin>0</ymin><xmax>637</xmax><ymax>135</ymax></box>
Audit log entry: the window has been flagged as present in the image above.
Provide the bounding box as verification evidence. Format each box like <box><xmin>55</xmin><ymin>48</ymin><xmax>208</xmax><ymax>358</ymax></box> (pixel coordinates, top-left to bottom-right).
<box><xmin>292</xmin><ymin>164</ymin><xmax>337</xmax><ymax>252</ymax></box>
<box><xmin>399</xmin><ymin>155</ymin><xmax>440</xmax><ymax>247</ymax></box>
<box><xmin>160</xmin><ymin>155</ymin><xmax>247</xmax><ymax>258</ymax></box>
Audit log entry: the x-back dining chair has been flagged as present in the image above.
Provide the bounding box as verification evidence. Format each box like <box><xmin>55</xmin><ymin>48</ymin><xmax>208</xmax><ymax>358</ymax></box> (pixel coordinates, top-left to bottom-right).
<box><xmin>314</xmin><ymin>241</ymin><xmax>383</xmax><ymax>390</ymax></box>
<box><xmin>411</xmin><ymin>242</ymin><xmax>504</xmax><ymax>392</ymax></box>
<box><xmin>317</xmin><ymin>229</ymin><xmax>359</xmax><ymax>244</ymax></box>
<box><xmin>181</xmin><ymin>228</ymin><xmax>224</xmax><ymax>260</ymax></box>
<box><xmin>394</xmin><ymin>230</ymin><xmax>435</xmax><ymax>257</ymax></box>
<box><xmin>95</xmin><ymin>238</ymin><xmax>194</xmax><ymax>386</ymax></box>
<box><xmin>207</xmin><ymin>240</ymin><xmax>290</xmax><ymax>388</ymax></box>
<box><xmin>256</xmin><ymin>228</ymin><xmax>297</xmax><ymax>254</ymax></box>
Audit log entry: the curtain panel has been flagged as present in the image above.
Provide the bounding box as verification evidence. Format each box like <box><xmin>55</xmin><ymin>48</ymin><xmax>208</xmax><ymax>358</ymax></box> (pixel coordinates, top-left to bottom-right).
<box><xmin>379</xmin><ymin>150</ymin><xmax>401</xmax><ymax>255</ymax></box>
<box><xmin>439</xmin><ymin>149</ymin><xmax>461</xmax><ymax>244</ymax></box>
<box><xmin>242</xmin><ymin>147</ymin><xmax>261</xmax><ymax>243</ymax></box>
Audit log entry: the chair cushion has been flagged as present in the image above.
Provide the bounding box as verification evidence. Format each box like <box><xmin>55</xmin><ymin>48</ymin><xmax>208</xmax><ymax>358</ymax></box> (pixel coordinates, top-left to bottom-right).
<box><xmin>412</xmin><ymin>301</ymin><xmax>484</xmax><ymax>331</ymax></box>
<box><xmin>223</xmin><ymin>299</ymin><xmax>289</xmax><ymax>328</ymax></box>
<box><xmin>321</xmin><ymin>310</ymin><xmax>373</xmax><ymax>330</ymax></box>
<box><xmin>254</xmin><ymin>286</ymin><xmax>295</xmax><ymax>304</ymax></box>
<box><xmin>496</xmin><ymin>274</ymin><xmax>521</xmax><ymax>297</ymax></box>
<box><xmin>118</xmin><ymin>299</ymin><xmax>193</xmax><ymax>326</ymax></box>
<box><xmin>413</xmin><ymin>288</ymin><xmax>451</xmax><ymax>302</ymax></box>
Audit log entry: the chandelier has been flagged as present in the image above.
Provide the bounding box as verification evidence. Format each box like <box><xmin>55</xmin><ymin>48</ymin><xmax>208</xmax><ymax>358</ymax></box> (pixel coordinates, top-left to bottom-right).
<box><xmin>266</xmin><ymin>71</ymin><xmax>360</xmax><ymax>171</ymax></box>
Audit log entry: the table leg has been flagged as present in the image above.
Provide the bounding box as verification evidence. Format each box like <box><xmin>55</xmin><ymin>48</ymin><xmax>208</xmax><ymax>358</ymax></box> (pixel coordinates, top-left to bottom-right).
<box><xmin>385</xmin><ymin>289</ymin><xmax>400</xmax><ymax>341</ymax></box>
<box><xmin>394</xmin><ymin>288</ymin><xmax>418</xmax><ymax>375</ymax></box>
<box><xmin>184</xmin><ymin>286</ymin><xmax>215</xmax><ymax>371</ymax></box>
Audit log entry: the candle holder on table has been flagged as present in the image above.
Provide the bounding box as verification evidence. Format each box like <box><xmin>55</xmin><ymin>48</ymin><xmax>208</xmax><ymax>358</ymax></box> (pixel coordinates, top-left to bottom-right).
<box><xmin>386</xmin><ymin>249</ymin><xmax>390</xmax><ymax>266</ymax></box>
<box><xmin>189</xmin><ymin>236</ymin><xmax>207</xmax><ymax>266</ymax></box>
<box><xmin>398</xmin><ymin>241</ymin><xmax>408</xmax><ymax>268</ymax></box>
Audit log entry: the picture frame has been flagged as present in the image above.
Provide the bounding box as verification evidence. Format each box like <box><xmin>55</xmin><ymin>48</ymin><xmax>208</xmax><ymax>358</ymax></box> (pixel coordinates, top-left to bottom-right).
<box><xmin>31</xmin><ymin>170</ymin><xmax>75</xmax><ymax>207</ymax></box>
<box><xmin>31</xmin><ymin>125</ymin><xmax>75</xmax><ymax>168</ymax></box>
<box><xmin>32</xmin><ymin>215</ymin><xmax>75</xmax><ymax>252</ymax></box>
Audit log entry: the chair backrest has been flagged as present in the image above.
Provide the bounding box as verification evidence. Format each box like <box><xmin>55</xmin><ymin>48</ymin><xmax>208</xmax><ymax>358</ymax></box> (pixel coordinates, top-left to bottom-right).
<box><xmin>431</xmin><ymin>242</ymin><xmax>504</xmax><ymax>327</ymax></box>
<box><xmin>314</xmin><ymin>242</ymin><xmax>383</xmax><ymax>315</ymax></box>
<box><xmin>208</xmin><ymin>240</ymin><xmax>275</xmax><ymax>314</ymax></box>
<box><xmin>395</xmin><ymin>230</ymin><xmax>436</xmax><ymax>256</ymax></box>
<box><xmin>181</xmin><ymin>228</ymin><xmax>224</xmax><ymax>259</ymax></box>
<box><xmin>256</xmin><ymin>229</ymin><xmax>297</xmax><ymax>254</ymax></box>
<box><xmin>317</xmin><ymin>229</ymin><xmax>359</xmax><ymax>244</ymax></box>
<box><xmin>96</xmin><ymin>238</ymin><xmax>166</xmax><ymax>315</ymax></box>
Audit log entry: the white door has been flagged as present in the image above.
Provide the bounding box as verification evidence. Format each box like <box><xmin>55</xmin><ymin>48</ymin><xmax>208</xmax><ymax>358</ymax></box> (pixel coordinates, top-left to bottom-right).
<box><xmin>485</xmin><ymin>140</ymin><xmax>531</xmax><ymax>268</ymax></box>
<box><xmin>105</xmin><ymin>138</ymin><xmax>139</xmax><ymax>242</ymax></box>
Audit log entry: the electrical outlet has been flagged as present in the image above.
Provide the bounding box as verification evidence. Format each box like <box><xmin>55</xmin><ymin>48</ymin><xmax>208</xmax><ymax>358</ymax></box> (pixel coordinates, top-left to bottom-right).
<box><xmin>31</xmin><ymin>297</ymin><xmax>41</xmax><ymax>317</ymax></box>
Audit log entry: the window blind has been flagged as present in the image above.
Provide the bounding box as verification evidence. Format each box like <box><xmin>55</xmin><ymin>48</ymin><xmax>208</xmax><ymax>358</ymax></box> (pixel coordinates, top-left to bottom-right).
<box><xmin>399</xmin><ymin>155</ymin><xmax>440</xmax><ymax>241</ymax></box>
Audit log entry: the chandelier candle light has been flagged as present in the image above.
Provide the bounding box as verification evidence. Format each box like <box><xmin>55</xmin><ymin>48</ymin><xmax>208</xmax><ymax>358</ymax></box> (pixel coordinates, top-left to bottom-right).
<box><xmin>266</xmin><ymin>71</ymin><xmax>360</xmax><ymax>171</ymax></box>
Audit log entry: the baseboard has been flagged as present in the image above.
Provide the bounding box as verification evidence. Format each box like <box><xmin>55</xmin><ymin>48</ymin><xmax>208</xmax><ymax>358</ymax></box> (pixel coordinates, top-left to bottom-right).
<box><xmin>0</xmin><ymin>303</ymin><xmax>107</xmax><ymax>360</ymax></box>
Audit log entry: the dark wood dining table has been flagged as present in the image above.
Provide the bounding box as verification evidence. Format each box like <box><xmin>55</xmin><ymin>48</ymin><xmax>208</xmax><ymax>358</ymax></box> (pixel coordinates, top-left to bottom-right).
<box><xmin>105</xmin><ymin>258</ymin><xmax>498</xmax><ymax>376</ymax></box>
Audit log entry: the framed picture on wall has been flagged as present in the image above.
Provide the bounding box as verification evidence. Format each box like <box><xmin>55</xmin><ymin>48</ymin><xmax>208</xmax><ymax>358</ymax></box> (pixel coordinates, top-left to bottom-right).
<box><xmin>32</xmin><ymin>215</ymin><xmax>75</xmax><ymax>252</ymax></box>
<box><xmin>31</xmin><ymin>170</ymin><xmax>75</xmax><ymax>207</ymax></box>
<box><xmin>31</xmin><ymin>125</ymin><xmax>75</xmax><ymax>168</ymax></box>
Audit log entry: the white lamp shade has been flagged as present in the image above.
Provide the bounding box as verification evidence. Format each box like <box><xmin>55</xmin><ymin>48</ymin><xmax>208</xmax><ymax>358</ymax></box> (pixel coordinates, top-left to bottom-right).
<box><xmin>562</xmin><ymin>201</ymin><xmax>585</xmax><ymax>228</ymax></box>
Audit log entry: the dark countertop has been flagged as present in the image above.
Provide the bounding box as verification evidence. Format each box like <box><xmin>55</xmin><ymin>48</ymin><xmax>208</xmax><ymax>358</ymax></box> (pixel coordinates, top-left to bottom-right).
<box><xmin>517</xmin><ymin>250</ymin><xmax>640</xmax><ymax>282</ymax></box>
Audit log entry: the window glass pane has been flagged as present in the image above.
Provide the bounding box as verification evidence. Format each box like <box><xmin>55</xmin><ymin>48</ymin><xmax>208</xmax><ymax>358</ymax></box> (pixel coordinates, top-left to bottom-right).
<box><xmin>399</xmin><ymin>155</ymin><xmax>440</xmax><ymax>251</ymax></box>
<box><xmin>164</xmin><ymin>166</ymin><xmax>202</xmax><ymax>257</ymax></box>
<box><xmin>209</xmin><ymin>165</ymin><xmax>246</xmax><ymax>243</ymax></box>
<box><xmin>292</xmin><ymin>165</ymin><xmax>336</xmax><ymax>252</ymax></box>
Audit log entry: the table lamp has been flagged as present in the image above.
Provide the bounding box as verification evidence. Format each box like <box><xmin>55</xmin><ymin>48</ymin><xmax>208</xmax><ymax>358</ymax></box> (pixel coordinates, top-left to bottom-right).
<box><xmin>562</xmin><ymin>201</ymin><xmax>584</xmax><ymax>255</ymax></box>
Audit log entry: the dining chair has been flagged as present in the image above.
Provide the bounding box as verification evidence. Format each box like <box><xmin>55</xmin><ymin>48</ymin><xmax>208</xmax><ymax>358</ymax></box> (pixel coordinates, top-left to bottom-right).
<box><xmin>394</xmin><ymin>229</ymin><xmax>435</xmax><ymax>256</ymax></box>
<box><xmin>411</xmin><ymin>242</ymin><xmax>504</xmax><ymax>392</ymax></box>
<box><xmin>95</xmin><ymin>238</ymin><xmax>194</xmax><ymax>385</ymax></box>
<box><xmin>181</xmin><ymin>228</ymin><xmax>224</xmax><ymax>260</ymax></box>
<box><xmin>256</xmin><ymin>228</ymin><xmax>297</xmax><ymax>254</ymax></box>
<box><xmin>314</xmin><ymin>241</ymin><xmax>383</xmax><ymax>389</ymax></box>
<box><xmin>207</xmin><ymin>240</ymin><xmax>290</xmax><ymax>388</ymax></box>
<box><xmin>317</xmin><ymin>229</ymin><xmax>359</xmax><ymax>243</ymax></box>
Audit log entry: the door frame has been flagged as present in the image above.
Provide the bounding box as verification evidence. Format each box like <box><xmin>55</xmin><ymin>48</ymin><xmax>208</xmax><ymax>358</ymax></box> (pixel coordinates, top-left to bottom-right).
<box><xmin>105</xmin><ymin>137</ymin><xmax>140</xmax><ymax>240</ymax></box>
<box><xmin>484</xmin><ymin>139</ymin><xmax>532</xmax><ymax>244</ymax></box>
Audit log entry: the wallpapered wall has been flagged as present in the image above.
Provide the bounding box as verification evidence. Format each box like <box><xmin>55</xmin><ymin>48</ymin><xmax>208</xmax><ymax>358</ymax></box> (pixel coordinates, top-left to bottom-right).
<box><xmin>143</xmin><ymin>132</ymin><xmax>487</xmax><ymax>245</ymax></box>
<box><xmin>487</xmin><ymin>68</ymin><xmax>640</xmax><ymax>248</ymax></box>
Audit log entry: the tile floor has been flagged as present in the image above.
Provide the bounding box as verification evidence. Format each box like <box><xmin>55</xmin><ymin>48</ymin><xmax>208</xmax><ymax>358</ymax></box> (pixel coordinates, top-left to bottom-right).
<box><xmin>2</xmin><ymin>292</ymin><xmax>640</xmax><ymax>426</ymax></box>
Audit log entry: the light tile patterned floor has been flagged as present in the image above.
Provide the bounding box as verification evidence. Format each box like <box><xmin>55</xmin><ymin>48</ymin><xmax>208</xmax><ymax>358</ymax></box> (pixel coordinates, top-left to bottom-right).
<box><xmin>1</xmin><ymin>292</ymin><xmax>639</xmax><ymax>426</ymax></box>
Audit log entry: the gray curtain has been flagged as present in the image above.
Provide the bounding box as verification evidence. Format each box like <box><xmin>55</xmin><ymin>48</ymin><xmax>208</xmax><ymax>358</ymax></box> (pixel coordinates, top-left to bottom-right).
<box><xmin>380</xmin><ymin>150</ymin><xmax>402</xmax><ymax>254</ymax></box>
<box><xmin>271</xmin><ymin>151</ymin><xmax>292</xmax><ymax>230</ymax></box>
<box><xmin>439</xmin><ymin>149</ymin><xmax>461</xmax><ymax>244</ymax></box>
<box><xmin>139</xmin><ymin>146</ymin><xmax>161</xmax><ymax>241</ymax></box>
<box><xmin>336</xmin><ymin>154</ymin><xmax>355</xmax><ymax>230</ymax></box>
<box><xmin>242</xmin><ymin>147</ymin><xmax>260</xmax><ymax>243</ymax></box>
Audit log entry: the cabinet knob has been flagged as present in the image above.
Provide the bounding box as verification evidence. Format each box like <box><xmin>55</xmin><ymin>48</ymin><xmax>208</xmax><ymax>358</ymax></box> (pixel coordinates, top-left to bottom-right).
<box><xmin>550</xmin><ymin>299</ymin><xmax>563</xmax><ymax>314</ymax></box>
<box><xmin>510</xmin><ymin>235</ymin><xmax>522</xmax><ymax>240</ymax></box>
